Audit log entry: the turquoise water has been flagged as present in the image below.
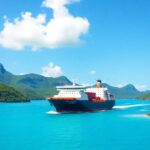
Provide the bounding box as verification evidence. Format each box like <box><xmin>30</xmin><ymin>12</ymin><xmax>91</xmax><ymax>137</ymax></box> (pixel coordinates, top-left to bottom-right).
<box><xmin>0</xmin><ymin>99</ymin><xmax>150</xmax><ymax>150</ymax></box>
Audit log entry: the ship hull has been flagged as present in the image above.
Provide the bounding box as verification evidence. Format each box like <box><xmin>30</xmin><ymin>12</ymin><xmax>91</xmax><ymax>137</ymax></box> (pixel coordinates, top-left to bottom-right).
<box><xmin>49</xmin><ymin>100</ymin><xmax>115</xmax><ymax>112</ymax></box>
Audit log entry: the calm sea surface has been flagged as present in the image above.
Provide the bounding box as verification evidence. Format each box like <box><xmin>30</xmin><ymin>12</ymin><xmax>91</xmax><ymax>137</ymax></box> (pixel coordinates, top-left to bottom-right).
<box><xmin>0</xmin><ymin>99</ymin><xmax>150</xmax><ymax>150</ymax></box>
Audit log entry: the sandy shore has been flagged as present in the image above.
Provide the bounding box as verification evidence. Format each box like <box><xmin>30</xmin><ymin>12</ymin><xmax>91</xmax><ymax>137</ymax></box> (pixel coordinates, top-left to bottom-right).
<box><xmin>147</xmin><ymin>113</ymin><xmax>150</xmax><ymax>116</ymax></box>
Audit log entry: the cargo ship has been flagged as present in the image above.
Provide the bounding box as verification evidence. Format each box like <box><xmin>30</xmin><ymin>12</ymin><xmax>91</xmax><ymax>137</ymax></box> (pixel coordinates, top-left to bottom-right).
<box><xmin>48</xmin><ymin>80</ymin><xmax>115</xmax><ymax>112</ymax></box>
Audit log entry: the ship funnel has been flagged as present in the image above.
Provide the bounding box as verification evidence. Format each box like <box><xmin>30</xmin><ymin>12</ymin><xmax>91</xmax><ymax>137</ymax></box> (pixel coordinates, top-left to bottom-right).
<box><xmin>96</xmin><ymin>80</ymin><xmax>102</xmax><ymax>88</ymax></box>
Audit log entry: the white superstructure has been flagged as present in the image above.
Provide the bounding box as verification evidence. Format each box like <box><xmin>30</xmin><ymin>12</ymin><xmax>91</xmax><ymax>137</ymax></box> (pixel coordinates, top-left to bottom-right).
<box><xmin>85</xmin><ymin>87</ymin><xmax>111</xmax><ymax>100</ymax></box>
<box><xmin>53</xmin><ymin>85</ymin><xmax>88</xmax><ymax>100</ymax></box>
<box><xmin>51</xmin><ymin>80</ymin><xmax>114</xmax><ymax>101</ymax></box>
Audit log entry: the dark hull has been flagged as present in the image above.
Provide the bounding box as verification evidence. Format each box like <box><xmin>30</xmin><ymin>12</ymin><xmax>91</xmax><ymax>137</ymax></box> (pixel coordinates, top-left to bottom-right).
<box><xmin>49</xmin><ymin>100</ymin><xmax>115</xmax><ymax>112</ymax></box>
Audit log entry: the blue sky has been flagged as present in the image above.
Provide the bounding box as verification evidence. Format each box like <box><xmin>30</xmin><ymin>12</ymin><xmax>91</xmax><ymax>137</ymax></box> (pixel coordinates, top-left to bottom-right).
<box><xmin>0</xmin><ymin>0</ymin><xmax>150</xmax><ymax>90</ymax></box>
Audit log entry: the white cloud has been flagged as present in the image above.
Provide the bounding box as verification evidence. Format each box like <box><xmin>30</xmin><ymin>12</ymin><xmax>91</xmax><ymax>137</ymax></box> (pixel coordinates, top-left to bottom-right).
<box><xmin>135</xmin><ymin>85</ymin><xmax>149</xmax><ymax>91</ymax></box>
<box><xmin>116</xmin><ymin>84</ymin><xmax>127</xmax><ymax>88</ymax></box>
<box><xmin>42</xmin><ymin>62</ymin><xmax>63</xmax><ymax>77</ymax></box>
<box><xmin>18</xmin><ymin>73</ymin><xmax>26</xmax><ymax>75</ymax></box>
<box><xmin>89</xmin><ymin>70</ymin><xmax>96</xmax><ymax>75</ymax></box>
<box><xmin>81</xmin><ymin>83</ymin><xmax>92</xmax><ymax>87</ymax></box>
<box><xmin>0</xmin><ymin>0</ymin><xmax>89</xmax><ymax>50</ymax></box>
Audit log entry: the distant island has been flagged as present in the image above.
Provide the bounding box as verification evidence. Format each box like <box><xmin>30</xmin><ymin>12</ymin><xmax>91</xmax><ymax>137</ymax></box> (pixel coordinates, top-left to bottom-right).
<box><xmin>0</xmin><ymin>63</ymin><xmax>150</xmax><ymax>102</ymax></box>
<box><xmin>0</xmin><ymin>83</ymin><xmax>29</xmax><ymax>102</ymax></box>
<box><xmin>137</xmin><ymin>94</ymin><xmax>150</xmax><ymax>100</ymax></box>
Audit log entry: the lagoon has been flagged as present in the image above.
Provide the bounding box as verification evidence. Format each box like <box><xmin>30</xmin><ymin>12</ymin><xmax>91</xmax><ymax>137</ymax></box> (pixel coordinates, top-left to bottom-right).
<box><xmin>0</xmin><ymin>99</ymin><xmax>150</xmax><ymax>150</ymax></box>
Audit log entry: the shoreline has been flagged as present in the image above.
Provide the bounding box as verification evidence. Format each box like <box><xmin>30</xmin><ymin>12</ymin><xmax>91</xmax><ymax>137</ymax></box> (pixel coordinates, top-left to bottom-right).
<box><xmin>147</xmin><ymin>113</ymin><xmax>150</xmax><ymax>116</ymax></box>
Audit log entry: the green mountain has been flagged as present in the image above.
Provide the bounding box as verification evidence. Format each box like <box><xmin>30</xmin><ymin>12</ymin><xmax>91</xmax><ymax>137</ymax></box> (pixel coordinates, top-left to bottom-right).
<box><xmin>137</xmin><ymin>93</ymin><xmax>150</xmax><ymax>100</ymax></box>
<box><xmin>0</xmin><ymin>63</ymin><xmax>72</xmax><ymax>99</ymax></box>
<box><xmin>102</xmin><ymin>83</ymin><xmax>142</xmax><ymax>99</ymax></box>
<box><xmin>14</xmin><ymin>74</ymin><xmax>72</xmax><ymax>99</ymax></box>
<box><xmin>0</xmin><ymin>63</ymin><xmax>149</xmax><ymax>100</ymax></box>
<box><xmin>0</xmin><ymin>63</ymin><xmax>14</xmax><ymax>84</ymax></box>
<box><xmin>0</xmin><ymin>83</ymin><xmax>29</xmax><ymax>102</ymax></box>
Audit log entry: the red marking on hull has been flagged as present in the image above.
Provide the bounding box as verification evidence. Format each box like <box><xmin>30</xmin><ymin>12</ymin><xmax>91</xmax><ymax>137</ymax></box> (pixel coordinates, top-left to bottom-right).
<box><xmin>86</xmin><ymin>92</ymin><xmax>106</xmax><ymax>102</ymax></box>
<box><xmin>48</xmin><ymin>97</ymin><xmax>76</xmax><ymax>101</ymax></box>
